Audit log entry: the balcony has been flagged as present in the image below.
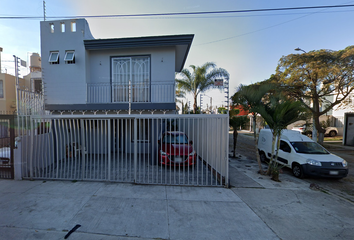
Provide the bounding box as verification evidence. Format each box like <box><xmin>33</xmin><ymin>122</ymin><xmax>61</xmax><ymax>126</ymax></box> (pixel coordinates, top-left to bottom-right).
<box><xmin>87</xmin><ymin>82</ymin><xmax>175</xmax><ymax>104</ymax></box>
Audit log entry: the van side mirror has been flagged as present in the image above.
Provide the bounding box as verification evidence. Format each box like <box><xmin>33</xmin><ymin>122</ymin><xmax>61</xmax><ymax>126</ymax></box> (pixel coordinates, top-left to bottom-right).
<box><xmin>189</xmin><ymin>140</ymin><xmax>193</xmax><ymax>145</ymax></box>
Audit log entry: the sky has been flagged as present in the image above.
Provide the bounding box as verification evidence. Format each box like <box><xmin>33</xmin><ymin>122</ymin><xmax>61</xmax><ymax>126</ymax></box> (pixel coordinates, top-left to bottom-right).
<box><xmin>1</xmin><ymin>0</ymin><xmax>354</xmax><ymax>109</ymax></box>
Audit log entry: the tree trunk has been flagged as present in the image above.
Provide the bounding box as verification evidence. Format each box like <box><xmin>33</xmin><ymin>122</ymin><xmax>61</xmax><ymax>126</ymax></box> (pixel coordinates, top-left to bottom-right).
<box><xmin>233</xmin><ymin>130</ymin><xmax>238</xmax><ymax>158</ymax></box>
<box><xmin>253</xmin><ymin>114</ymin><xmax>264</xmax><ymax>174</ymax></box>
<box><xmin>193</xmin><ymin>95</ymin><xmax>198</xmax><ymax>114</ymax></box>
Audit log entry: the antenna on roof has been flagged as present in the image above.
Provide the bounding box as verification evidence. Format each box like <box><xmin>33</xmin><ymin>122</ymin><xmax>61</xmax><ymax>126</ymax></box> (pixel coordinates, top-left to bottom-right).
<box><xmin>43</xmin><ymin>1</ymin><xmax>46</xmax><ymax>21</ymax></box>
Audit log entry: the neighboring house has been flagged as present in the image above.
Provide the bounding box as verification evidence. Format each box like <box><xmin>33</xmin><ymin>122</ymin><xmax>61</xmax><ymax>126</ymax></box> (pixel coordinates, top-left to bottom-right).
<box><xmin>23</xmin><ymin>53</ymin><xmax>42</xmax><ymax>94</ymax></box>
<box><xmin>40</xmin><ymin>19</ymin><xmax>194</xmax><ymax>114</ymax></box>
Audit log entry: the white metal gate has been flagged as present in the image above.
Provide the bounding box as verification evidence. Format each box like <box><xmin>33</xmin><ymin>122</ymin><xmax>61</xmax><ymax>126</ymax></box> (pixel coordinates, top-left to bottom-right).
<box><xmin>20</xmin><ymin>114</ymin><xmax>229</xmax><ymax>186</ymax></box>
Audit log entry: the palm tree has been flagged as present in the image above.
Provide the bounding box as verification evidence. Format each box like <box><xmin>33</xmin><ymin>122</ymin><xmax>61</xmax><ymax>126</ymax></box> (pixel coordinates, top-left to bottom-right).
<box><xmin>253</xmin><ymin>95</ymin><xmax>307</xmax><ymax>181</ymax></box>
<box><xmin>176</xmin><ymin>62</ymin><xmax>229</xmax><ymax>113</ymax></box>
<box><xmin>232</xmin><ymin>83</ymin><xmax>276</xmax><ymax>174</ymax></box>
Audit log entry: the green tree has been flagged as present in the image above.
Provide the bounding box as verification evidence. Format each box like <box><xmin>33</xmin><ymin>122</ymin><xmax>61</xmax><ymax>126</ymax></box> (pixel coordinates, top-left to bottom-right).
<box><xmin>275</xmin><ymin>46</ymin><xmax>354</xmax><ymax>143</ymax></box>
<box><xmin>253</xmin><ymin>95</ymin><xmax>307</xmax><ymax>181</ymax></box>
<box><xmin>176</xmin><ymin>62</ymin><xmax>229</xmax><ymax>114</ymax></box>
<box><xmin>229</xmin><ymin>109</ymin><xmax>248</xmax><ymax>158</ymax></box>
<box><xmin>218</xmin><ymin>107</ymin><xmax>227</xmax><ymax>114</ymax></box>
<box><xmin>231</xmin><ymin>83</ymin><xmax>276</xmax><ymax>174</ymax></box>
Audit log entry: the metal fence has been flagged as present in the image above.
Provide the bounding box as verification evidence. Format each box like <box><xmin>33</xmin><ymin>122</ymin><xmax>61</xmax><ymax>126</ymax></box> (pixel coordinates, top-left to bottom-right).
<box><xmin>19</xmin><ymin>114</ymin><xmax>229</xmax><ymax>186</ymax></box>
<box><xmin>0</xmin><ymin>115</ymin><xmax>15</xmax><ymax>179</ymax></box>
<box><xmin>87</xmin><ymin>82</ymin><xmax>175</xmax><ymax>103</ymax></box>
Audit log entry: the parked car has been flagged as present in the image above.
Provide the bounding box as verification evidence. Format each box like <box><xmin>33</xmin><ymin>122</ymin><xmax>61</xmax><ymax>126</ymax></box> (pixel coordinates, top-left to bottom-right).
<box><xmin>258</xmin><ymin>129</ymin><xmax>348</xmax><ymax>179</ymax></box>
<box><xmin>157</xmin><ymin>131</ymin><xmax>196</xmax><ymax>166</ymax></box>
<box><xmin>292</xmin><ymin>124</ymin><xmax>338</xmax><ymax>137</ymax></box>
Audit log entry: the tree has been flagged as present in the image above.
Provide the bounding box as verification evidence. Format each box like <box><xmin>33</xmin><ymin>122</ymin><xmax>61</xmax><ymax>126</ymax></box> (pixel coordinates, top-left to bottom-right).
<box><xmin>231</xmin><ymin>83</ymin><xmax>276</xmax><ymax>174</ymax></box>
<box><xmin>275</xmin><ymin>46</ymin><xmax>354</xmax><ymax>143</ymax></box>
<box><xmin>253</xmin><ymin>94</ymin><xmax>307</xmax><ymax>181</ymax></box>
<box><xmin>176</xmin><ymin>62</ymin><xmax>229</xmax><ymax>114</ymax></box>
<box><xmin>229</xmin><ymin>109</ymin><xmax>248</xmax><ymax>158</ymax></box>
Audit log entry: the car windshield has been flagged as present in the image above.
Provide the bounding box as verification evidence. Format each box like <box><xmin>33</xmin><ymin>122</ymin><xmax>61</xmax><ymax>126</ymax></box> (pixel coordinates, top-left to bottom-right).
<box><xmin>163</xmin><ymin>134</ymin><xmax>188</xmax><ymax>144</ymax></box>
<box><xmin>290</xmin><ymin>141</ymin><xmax>329</xmax><ymax>154</ymax></box>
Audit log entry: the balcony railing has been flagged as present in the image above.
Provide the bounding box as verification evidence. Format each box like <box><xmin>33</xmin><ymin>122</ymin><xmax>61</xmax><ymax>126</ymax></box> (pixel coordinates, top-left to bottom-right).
<box><xmin>87</xmin><ymin>82</ymin><xmax>175</xmax><ymax>104</ymax></box>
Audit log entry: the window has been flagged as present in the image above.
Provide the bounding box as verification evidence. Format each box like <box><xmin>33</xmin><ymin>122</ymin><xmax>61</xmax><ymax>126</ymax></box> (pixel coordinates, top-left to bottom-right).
<box><xmin>34</xmin><ymin>79</ymin><xmax>42</xmax><ymax>93</ymax></box>
<box><xmin>49</xmin><ymin>52</ymin><xmax>59</xmax><ymax>64</ymax></box>
<box><xmin>50</xmin><ymin>23</ymin><xmax>54</xmax><ymax>33</ymax></box>
<box><xmin>112</xmin><ymin>56</ymin><xmax>150</xmax><ymax>102</ymax></box>
<box><xmin>71</xmin><ymin>22</ymin><xmax>76</xmax><ymax>32</ymax></box>
<box><xmin>0</xmin><ymin>80</ymin><xmax>3</xmax><ymax>98</ymax></box>
<box><xmin>61</xmin><ymin>23</ymin><xmax>65</xmax><ymax>32</ymax></box>
<box><xmin>64</xmin><ymin>51</ymin><xmax>75</xmax><ymax>64</ymax></box>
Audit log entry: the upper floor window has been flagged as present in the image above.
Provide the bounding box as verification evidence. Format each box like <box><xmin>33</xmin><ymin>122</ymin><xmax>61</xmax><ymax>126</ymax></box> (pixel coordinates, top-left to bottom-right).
<box><xmin>50</xmin><ymin>23</ymin><xmax>54</xmax><ymax>33</ymax></box>
<box><xmin>71</xmin><ymin>22</ymin><xmax>76</xmax><ymax>32</ymax></box>
<box><xmin>49</xmin><ymin>52</ymin><xmax>59</xmax><ymax>64</ymax></box>
<box><xmin>0</xmin><ymin>80</ymin><xmax>4</xmax><ymax>98</ymax></box>
<box><xmin>64</xmin><ymin>51</ymin><xmax>75</xmax><ymax>64</ymax></box>
<box><xmin>61</xmin><ymin>23</ymin><xmax>65</xmax><ymax>32</ymax></box>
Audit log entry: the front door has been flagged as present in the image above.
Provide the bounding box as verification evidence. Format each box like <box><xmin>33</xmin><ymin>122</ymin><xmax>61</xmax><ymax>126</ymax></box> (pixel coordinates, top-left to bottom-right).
<box><xmin>111</xmin><ymin>56</ymin><xmax>150</xmax><ymax>103</ymax></box>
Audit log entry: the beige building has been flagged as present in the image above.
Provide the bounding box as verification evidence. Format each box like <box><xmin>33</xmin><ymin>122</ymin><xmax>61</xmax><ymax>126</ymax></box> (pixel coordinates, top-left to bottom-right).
<box><xmin>0</xmin><ymin>49</ymin><xmax>40</xmax><ymax>114</ymax></box>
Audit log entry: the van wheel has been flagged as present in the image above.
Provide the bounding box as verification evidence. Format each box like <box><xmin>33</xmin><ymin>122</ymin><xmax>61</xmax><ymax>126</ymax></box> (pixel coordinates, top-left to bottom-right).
<box><xmin>292</xmin><ymin>163</ymin><xmax>304</xmax><ymax>178</ymax></box>
<box><xmin>329</xmin><ymin>130</ymin><xmax>337</xmax><ymax>137</ymax></box>
<box><xmin>259</xmin><ymin>152</ymin><xmax>268</xmax><ymax>163</ymax></box>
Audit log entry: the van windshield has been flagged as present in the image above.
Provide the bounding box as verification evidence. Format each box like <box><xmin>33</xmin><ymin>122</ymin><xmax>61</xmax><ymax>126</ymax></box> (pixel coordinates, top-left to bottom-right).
<box><xmin>290</xmin><ymin>142</ymin><xmax>329</xmax><ymax>154</ymax></box>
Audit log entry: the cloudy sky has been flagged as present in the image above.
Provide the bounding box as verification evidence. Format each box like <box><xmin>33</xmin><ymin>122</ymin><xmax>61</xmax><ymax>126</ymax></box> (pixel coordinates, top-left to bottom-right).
<box><xmin>1</xmin><ymin>0</ymin><xmax>354</xmax><ymax>108</ymax></box>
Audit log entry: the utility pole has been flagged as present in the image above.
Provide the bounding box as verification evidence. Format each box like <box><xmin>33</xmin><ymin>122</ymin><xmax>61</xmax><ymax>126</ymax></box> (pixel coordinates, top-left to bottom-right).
<box><xmin>43</xmin><ymin>1</ymin><xmax>46</xmax><ymax>21</ymax></box>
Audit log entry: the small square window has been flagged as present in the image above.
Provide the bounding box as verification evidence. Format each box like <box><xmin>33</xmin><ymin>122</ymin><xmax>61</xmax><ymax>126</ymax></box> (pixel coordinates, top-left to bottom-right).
<box><xmin>49</xmin><ymin>52</ymin><xmax>59</xmax><ymax>64</ymax></box>
<box><xmin>71</xmin><ymin>22</ymin><xmax>76</xmax><ymax>32</ymax></box>
<box><xmin>64</xmin><ymin>51</ymin><xmax>75</xmax><ymax>64</ymax></box>
<box><xmin>61</xmin><ymin>23</ymin><xmax>65</xmax><ymax>32</ymax></box>
<box><xmin>50</xmin><ymin>23</ymin><xmax>54</xmax><ymax>33</ymax></box>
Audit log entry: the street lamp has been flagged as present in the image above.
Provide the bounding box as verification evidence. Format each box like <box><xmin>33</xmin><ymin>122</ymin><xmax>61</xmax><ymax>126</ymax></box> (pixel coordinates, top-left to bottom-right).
<box><xmin>294</xmin><ymin>47</ymin><xmax>306</xmax><ymax>53</ymax></box>
<box><xmin>294</xmin><ymin>47</ymin><xmax>317</xmax><ymax>141</ymax></box>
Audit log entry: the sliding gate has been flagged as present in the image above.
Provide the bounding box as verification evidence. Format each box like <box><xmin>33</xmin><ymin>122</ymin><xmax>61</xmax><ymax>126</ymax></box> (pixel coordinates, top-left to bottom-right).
<box><xmin>20</xmin><ymin>114</ymin><xmax>229</xmax><ymax>186</ymax></box>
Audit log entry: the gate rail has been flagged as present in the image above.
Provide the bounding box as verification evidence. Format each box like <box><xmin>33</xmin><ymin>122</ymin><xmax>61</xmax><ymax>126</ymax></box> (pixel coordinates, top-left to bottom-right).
<box><xmin>19</xmin><ymin>114</ymin><xmax>229</xmax><ymax>186</ymax></box>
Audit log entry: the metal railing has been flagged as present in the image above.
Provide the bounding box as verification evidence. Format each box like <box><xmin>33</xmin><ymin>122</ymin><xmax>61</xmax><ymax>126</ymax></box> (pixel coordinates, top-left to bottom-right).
<box><xmin>19</xmin><ymin>114</ymin><xmax>229</xmax><ymax>186</ymax></box>
<box><xmin>87</xmin><ymin>82</ymin><xmax>175</xmax><ymax>103</ymax></box>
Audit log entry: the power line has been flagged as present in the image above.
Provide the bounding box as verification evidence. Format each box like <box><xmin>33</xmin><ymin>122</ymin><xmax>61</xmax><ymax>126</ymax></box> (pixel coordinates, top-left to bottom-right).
<box><xmin>1</xmin><ymin>4</ymin><xmax>354</xmax><ymax>20</ymax></box>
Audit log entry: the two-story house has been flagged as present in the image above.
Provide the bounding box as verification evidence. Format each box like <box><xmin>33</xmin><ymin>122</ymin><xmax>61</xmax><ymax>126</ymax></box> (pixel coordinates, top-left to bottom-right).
<box><xmin>41</xmin><ymin>19</ymin><xmax>194</xmax><ymax>114</ymax></box>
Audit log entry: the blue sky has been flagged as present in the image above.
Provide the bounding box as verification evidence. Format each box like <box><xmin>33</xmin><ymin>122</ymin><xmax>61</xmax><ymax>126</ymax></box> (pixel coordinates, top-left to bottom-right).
<box><xmin>1</xmin><ymin>0</ymin><xmax>354</xmax><ymax>108</ymax></box>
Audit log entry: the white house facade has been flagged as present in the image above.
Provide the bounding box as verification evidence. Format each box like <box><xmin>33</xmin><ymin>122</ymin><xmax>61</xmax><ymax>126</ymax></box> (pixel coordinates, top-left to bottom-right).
<box><xmin>40</xmin><ymin>19</ymin><xmax>194</xmax><ymax>114</ymax></box>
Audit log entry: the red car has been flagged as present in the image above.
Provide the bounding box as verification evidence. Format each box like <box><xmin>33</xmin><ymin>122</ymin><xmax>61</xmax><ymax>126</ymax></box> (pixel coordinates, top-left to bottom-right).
<box><xmin>158</xmin><ymin>131</ymin><xmax>196</xmax><ymax>166</ymax></box>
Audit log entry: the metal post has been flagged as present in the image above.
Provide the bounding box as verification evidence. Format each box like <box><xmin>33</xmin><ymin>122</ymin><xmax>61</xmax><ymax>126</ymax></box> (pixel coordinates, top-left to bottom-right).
<box><xmin>129</xmin><ymin>79</ymin><xmax>131</xmax><ymax>115</ymax></box>
<box><xmin>134</xmin><ymin>118</ymin><xmax>137</xmax><ymax>182</ymax></box>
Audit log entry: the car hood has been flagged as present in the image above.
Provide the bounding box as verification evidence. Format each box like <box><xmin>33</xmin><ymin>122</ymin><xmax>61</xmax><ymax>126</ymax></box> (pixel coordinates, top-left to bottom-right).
<box><xmin>298</xmin><ymin>153</ymin><xmax>344</xmax><ymax>162</ymax></box>
<box><xmin>161</xmin><ymin>144</ymin><xmax>193</xmax><ymax>155</ymax></box>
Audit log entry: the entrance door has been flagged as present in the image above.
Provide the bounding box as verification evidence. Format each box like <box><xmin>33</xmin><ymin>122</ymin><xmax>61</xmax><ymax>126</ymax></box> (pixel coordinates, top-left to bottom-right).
<box><xmin>111</xmin><ymin>56</ymin><xmax>150</xmax><ymax>103</ymax></box>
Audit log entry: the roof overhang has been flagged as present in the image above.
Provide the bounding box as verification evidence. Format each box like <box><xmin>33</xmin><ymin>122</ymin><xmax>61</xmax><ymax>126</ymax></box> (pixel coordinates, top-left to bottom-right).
<box><xmin>84</xmin><ymin>34</ymin><xmax>194</xmax><ymax>72</ymax></box>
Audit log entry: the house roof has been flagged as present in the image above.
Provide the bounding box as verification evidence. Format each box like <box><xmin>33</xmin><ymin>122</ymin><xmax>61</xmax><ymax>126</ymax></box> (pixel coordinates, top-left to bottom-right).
<box><xmin>84</xmin><ymin>34</ymin><xmax>194</xmax><ymax>72</ymax></box>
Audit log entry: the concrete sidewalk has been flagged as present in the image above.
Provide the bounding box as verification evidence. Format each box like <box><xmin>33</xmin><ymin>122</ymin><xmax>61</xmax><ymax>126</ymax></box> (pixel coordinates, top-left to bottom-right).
<box><xmin>0</xmin><ymin>179</ymin><xmax>278</xmax><ymax>240</ymax></box>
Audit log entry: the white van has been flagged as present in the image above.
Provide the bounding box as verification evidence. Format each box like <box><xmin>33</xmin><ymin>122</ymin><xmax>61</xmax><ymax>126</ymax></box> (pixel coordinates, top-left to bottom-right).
<box><xmin>257</xmin><ymin>129</ymin><xmax>348</xmax><ymax>178</ymax></box>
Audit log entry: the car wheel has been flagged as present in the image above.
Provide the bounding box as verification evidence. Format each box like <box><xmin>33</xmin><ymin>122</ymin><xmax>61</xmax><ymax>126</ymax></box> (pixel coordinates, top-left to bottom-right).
<box><xmin>329</xmin><ymin>130</ymin><xmax>337</xmax><ymax>137</ymax></box>
<box><xmin>259</xmin><ymin>151</ymin><xmax>268</xmax><ymax>163</ymax></box>
<box><xmin>292</xmin><ymin>163</ymin><xmax>304</xmax><ymax>178</ymax></box>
